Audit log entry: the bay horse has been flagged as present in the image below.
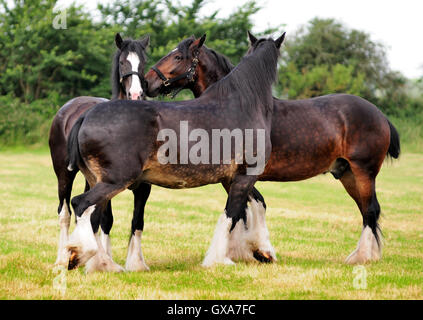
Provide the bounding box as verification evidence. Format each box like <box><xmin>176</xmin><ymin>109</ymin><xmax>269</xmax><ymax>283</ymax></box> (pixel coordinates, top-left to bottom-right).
<box><xmin>64</xmin><ymin>33</ymin><xmax>286</xmax><ymax>270</ymax></box>
<box><xmin>49</xmin><ymin>33</ymin><xmax>150</xmax><ymax>272</ymax></box>
<box><xmin>144</xmin><ymin>32</ymin><xmax>401</xmax><ymax>265</ymax></box>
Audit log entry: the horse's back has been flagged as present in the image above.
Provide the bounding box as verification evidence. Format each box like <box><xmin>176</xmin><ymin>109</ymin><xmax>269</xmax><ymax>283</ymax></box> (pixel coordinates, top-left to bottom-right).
<box><xmin>51</xmin><ymin>96</ymin><xmax>109</xmax><ymax>139</ymax></box>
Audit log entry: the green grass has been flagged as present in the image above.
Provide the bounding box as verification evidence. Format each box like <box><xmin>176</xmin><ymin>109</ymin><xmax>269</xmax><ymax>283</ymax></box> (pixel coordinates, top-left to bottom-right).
<box><xmin>0</xmin><ymin>149</ymin><xmax>422</xmax><ymax>300</ymax></box>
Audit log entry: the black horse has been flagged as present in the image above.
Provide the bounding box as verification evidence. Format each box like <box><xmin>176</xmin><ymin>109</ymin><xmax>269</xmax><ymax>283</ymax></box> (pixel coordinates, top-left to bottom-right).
<box><xmin>145</xmin><ymin>32</ymin><xmax>401</xmax><ymax>265</ymax></box>
<box><xmin>49</xmin><ymin>33</ymin><xmax>149</xmax><ymax>272</ymax></box>
<box><xmin>64</xmin><ymin>33</ymin><xmax>286</xmax><ymax>270</ymax></box>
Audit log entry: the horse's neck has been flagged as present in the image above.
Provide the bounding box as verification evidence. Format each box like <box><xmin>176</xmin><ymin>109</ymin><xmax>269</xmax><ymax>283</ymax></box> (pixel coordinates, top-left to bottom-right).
<box><xmin>191</xmin><ymin>50</ymin><xmax>232</xmax><ymax>97</ymax></box>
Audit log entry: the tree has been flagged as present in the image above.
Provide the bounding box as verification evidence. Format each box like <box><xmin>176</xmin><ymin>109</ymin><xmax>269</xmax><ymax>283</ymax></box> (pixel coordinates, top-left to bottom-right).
<box><xmin>0</xmin><ymin>0</ymin><xmax>116</xmax><ymax>102</ymax></box>
<box><xmin>98</xmin><ymin>0</ymin><xmax>278</xmax><ymax>68</ymax></box>
<box><xmin>277</xmin><ymin>18</ymin><xmax>407</xmax><ymax>115</ymax></box>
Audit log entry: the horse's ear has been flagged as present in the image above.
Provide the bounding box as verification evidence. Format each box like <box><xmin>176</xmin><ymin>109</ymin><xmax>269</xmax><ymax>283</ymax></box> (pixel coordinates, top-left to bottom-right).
<box><xmin>247</xmin><ymin>30</ymin><xmax>258</xmax><ymax>46</ymax></box>
<box><xmin>198</xmin><ymin>34</ymin><xmax>206</xmax><ymax>48</ymax></box>
<box><xmin>139</xmin><ymin>35</ymin><xmax>150</xmax><ymax>49</ymax></box>
<box><xmin>275</xmin><ymin>32</ymin><xmax>286</xmax><ymax>49</ymax></box>
<box><xmin>192</xmin><ymin>34</ymin><xmax>206</xmax><ymax>50</ymax></box>
<box><xmin>115</xmin><ymin>33</ymin><xmax>123</xmax><ymax>49</ymax></box>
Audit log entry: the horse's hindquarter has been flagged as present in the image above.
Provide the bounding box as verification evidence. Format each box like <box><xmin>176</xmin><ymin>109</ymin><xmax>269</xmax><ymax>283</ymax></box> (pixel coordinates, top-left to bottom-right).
<box><xmin>52</xmin><ymin>96</ymin><xmax>109</xmax><ymax>138</ymax></box>
<box><xmin>49</xmin><ymin>96</ymin><xmax>109</xmax><ymax>174</ymax></box>
<box><xmin>78</xmin><ymin>101</ymin><xmax>159</xmax><ymax>185</ymax></box>
<box><xmin>260</xmin><ymin>94</ymin><xmax>391</xmax><ymax>182</ymax></box>
<box><xmin>260</xmin><ymin>95</ymin><xmax>350</xmax><ymax>181</ymax></box>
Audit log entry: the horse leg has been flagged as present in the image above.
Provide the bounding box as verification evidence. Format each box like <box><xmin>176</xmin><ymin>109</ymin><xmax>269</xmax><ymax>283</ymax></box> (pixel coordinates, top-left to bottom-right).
<box><xmin>100</xmin><ymin>201</ymin><xmax>113</xmax><ymax>257</ymax></box>
<box><xmin>126</xmin><ymin>183</ymin><xmax>151</xmax><ymax>271</ymax></box>
<box><xmin>55</xmin><ymin>169</ymin><xmax>77</xmax><ymax>267</ymax></box>
<box><xmin>222</xmin><ymin>183</ymin><xmax>276</xmax><ymax>263</ymax></box>
<box><xmin>85</xmin><ymin>201</ymin><xmax>125</xmax><ymax>273</ymax></box>
<box><xmin>67</xmin><ymin>182</ymin><xmax>126</xmax><ymax>270</ymax></box>
<box><xmin>202</xmin><ymin>175</ymin><xmax>257</xmax><ymax>267</ymax></box>
<box><xmin>340</xmin><ymin>164</ymin><xmax>383</xmax><ymax>264</ymax></box>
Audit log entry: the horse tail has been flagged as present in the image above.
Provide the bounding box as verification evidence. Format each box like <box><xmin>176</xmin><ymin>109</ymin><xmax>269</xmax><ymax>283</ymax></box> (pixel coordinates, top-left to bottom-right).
<box><xmin>386</xmin><ymin>118</ymin><xmax>401</xmax><ymax>160</ymax></box>
<box><xmin>67</xmin><ymin>115</ymin><xmax>85</xmax><ymax>171</ymax></box>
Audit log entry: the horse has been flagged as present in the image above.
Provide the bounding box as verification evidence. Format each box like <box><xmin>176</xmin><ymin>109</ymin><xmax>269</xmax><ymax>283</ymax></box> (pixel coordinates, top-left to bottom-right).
<box><xmin>144</xmin><ymin>31</ymin><xmax>401</xmax><ymax>265</ymax></box>
<box><xmin>49</xmin><ymin>33</ymin><xmax>150</xmax><ymax>272</ymax></box>
<box><xmin>63</xmin><ymin>33</ymin><xmax>286</xmax><ymax>270</ymax></box>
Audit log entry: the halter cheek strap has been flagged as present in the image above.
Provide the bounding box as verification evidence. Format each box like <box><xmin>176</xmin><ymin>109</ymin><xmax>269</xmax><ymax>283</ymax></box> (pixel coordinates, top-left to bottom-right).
<box><xmin>120</xmin><ymin>71</ymin><xmax>140</xmax><ymax>84</ymax></box>
<box><xmin>120</xmin><ymin>71</ymin><xmax>148</xmax><ymax>93</ymax></box>
<box><xmin>151</xmin><ymin>51</ymin><xmax>200</xmax><ymax>98</ymax></box>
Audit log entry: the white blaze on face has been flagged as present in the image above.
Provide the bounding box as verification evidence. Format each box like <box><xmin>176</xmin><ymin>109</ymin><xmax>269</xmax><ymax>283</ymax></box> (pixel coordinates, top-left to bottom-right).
<box><xmin>127</xmin><ymin>52</ymin><xmax>142</xmax><ymax>100</ymax></box>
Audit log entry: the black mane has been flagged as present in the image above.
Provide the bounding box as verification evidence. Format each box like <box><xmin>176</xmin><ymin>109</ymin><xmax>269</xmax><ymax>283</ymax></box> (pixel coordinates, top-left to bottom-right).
<box><xmin>207</xmin><ymin>48</ymin><xmax>234</xmax><ymax>75</ymax></box>
<box><xmin>176</xmin><ymin>36</ymin><xmax>196</xmax><ymax>58</ymax></box>
<box><xmin>205</xmin><ymin>39</ymin><xmax>280</xmax><ymax>114</ymax></box>
<box><xmin>111</xmin><ymin>39</ymin><xmax>148</xmax><ymax>99</ymax></box>
<box><xmin>177</xmin><ymin>36</ymin><xmax>234</xmax><ymax>74</ymax></box>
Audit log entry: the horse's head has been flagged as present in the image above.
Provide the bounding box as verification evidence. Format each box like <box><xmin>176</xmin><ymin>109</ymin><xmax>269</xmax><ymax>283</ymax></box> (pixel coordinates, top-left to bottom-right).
<box><xmin>144</xmin><ymin>34</ymin><xmax>206</xmax><ymax>98</ymax></box>
<box><xmin>112</xmin><ymin>33</ymin><xmax>150</xmax><ymax>100</ymax></box>
<box><xmin>246</xmin><ymin>31</ymin><xmax>286</xmax><ymax>55</ymax></box>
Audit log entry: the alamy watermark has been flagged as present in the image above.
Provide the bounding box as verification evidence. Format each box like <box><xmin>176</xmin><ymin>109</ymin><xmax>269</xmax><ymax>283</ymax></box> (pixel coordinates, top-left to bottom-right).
<box><xmin>157</xmin><ymin>121</ymin><xmax>266</xmax><ymax>175</ymax></box>
<box><xmin>52</xmin><ymin>8</ymin><xmax>67</xmax><ymax>30</ymax></box>
<box><xmin>52</xmin><ymin>265</ymin><xmax>67</xmax><ymax>296</ymax></box>
<box><xmin>352</xmin><ymin>265</ymin><xmax>367</xmax><ymax>290</ymax></box>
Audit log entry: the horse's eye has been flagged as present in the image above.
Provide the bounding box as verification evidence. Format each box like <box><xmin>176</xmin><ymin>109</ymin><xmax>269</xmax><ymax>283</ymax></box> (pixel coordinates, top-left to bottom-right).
<box><xmin>175</xmin><ymin>56</ymin><xmax>183</xmax><ymax>61</ymax></box>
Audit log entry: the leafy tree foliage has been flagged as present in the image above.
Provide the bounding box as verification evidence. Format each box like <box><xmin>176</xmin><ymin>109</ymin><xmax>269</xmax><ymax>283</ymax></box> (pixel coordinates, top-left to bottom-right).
<box><xmin>277</xmin><ymin>18</ymin><xmax>417</xmax><ymax>116</ymax></box>
<box><xmin>98</xmin><ymin>0</ymin><xmax>275</xmax><ymax>68</ymax></box>
<box><xmin>0</xmin><ymin>0</ymin><xmax>116</xmax><ymax>102</ymax></box>
<box><xmin>0</xmin><ymin>1</ymin><xmax>421</xmax><ymax>146</ymax></box>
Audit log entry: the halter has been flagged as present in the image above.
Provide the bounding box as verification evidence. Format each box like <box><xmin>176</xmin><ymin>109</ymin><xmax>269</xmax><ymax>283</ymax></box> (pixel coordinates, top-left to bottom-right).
<box><xmin>151</xmin><ymin>50</ymin><xmax>200</xmax><ymax>99</ymax></box>
<box><xmin>119</xmin><ymin>71</ymin><xmax>148</xmax><ymax>96</ymax></box>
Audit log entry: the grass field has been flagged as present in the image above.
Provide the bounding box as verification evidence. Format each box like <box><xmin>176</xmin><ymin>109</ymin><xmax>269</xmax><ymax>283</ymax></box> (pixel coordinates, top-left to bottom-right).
<box><xmin>0</xmin><ymin>148</ymin><xmax>422</xmax><ymax>300</ymax></box>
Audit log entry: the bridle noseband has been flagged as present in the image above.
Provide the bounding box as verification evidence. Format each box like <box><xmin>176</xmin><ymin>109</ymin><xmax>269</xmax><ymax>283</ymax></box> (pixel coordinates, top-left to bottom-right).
<box><xmin>151</xmin><ymin>50</ymin><xmax>200</xmax><ymax>98</ymax></box>
<box><xmin>120</xmin><ymin>71</ymin><xmax>148</xmax><ymax>97</ymax></box>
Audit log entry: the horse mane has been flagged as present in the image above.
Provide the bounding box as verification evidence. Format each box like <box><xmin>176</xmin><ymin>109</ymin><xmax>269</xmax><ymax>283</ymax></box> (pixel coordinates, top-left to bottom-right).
<box><xmin>176</xmin><ymin>36</ymin><xmax>196</xmax><ymax>58</ymax></box>
<box><xmin>206</xmin><ymin>48</ymin><xmax>234</xmax><ymax>75</ymax></box>
<box><xmin>177</xmin><ymin>36</ymin><xmax>234</xmax><ymax>74</ymax></box>
<box><xmin>204</xmin><ymin>39</ymin><xmax>280</xmax><ymax>114</ymax></box>
<box><xmin>111</xmin><ymin>39</ymin><xmax>148</xmax><ymax>99</ymax></box>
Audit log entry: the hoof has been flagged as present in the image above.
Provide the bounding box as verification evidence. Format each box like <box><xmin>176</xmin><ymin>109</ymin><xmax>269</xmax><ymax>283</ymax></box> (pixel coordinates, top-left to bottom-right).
<box><xmin>125</xmin><ymin>250</ymin><xmax>150</xmax><ymax>272</ymax></box>
<box><xmin>126</xmin><ymin>231</ymin><xmax>150</xmax><ymax>272</ymax></box>
<box><xmin>125</xmin><ymin>260</ymin><xmax>150</xmax><ymax>272</ymax></box>
<box><xmin>253</xmin><ymin>250</ymin><xmax>275</xmax><ymax>263</ymax></box>
<box><xmin>223</xmin><ymin>257</ymin><xmax>236</xmax><ymax>266</ymax></box>
<box><xmin>345</xmin><ymin>250</ymin><xmax>370</xmax><ymax>265</ymax></box>
<box><xmin>67</xmin><ymin>247</ymin><xmax>80</xmax><ymax>270</ymax></box>
<box><xmin>345</xmin><ymin>248</ymin><xmax>380</xmax><ymax>265</ymax></box>
<box><xmin>85</xmin><ymin>253</ymin><xmax>125</xmax><ymax>273</ymax></box>
<box><xmin>345</xmin><ymin>226</ymin><xmax>383</xmax><ymax>265</ymax></box>
<box><xmin>202</xmin><ymin>256</ymin><xmax>235</xmax><ymax>268</ymax></box>
<box><xmin>345</xmin><ymin>247</ymin><xmax>381</xmax><ymax>265</ymax></box>
<box><xmin>65</xmin><ymin>205</ymin><xmax>98</xmax><ymax>270</ymax></box>
<box><xmin>66</xmin><ymin>245</ymin><xmax>97</xmax><ymax>270</ymax></box>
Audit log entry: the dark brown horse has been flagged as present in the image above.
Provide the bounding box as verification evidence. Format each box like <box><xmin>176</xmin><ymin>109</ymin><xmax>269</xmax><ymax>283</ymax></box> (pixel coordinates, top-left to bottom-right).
<box><xmin>64</xmin><ymin>33</ymin><xmax>286</xmax><ymax>270</ymax></box>
<box><xmin>49</xmin><ymin>33</ymin><xmax>150</xmax><ymax>272</ymax></box>
<box><xmin>144</xmin><ymin>32</ymin><xmax>401</xmax><ymax>264</ymax></box>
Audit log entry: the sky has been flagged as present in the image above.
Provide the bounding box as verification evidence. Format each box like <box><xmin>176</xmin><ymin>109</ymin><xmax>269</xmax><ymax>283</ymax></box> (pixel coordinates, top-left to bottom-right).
<box><xmin>59</xmin><ymin>0</ymin><xmax>423</xmax><ymax>79</ymax></box>
<box><xmin>197</xmin><ymin>0</ymin><xmax>423</xmax><ymax>79</ymax></box>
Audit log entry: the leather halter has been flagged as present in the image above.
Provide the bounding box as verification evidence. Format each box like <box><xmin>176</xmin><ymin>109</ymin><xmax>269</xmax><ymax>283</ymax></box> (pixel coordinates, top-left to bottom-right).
<box><xmin>119</xmin><ymin>71</ymin><xmax>148</xmax><ymax>97</ymax></box>
<box><xmin>151</xmin><ymin>50</ymin><xmax>200</xmax><ymax>98</ymax></box>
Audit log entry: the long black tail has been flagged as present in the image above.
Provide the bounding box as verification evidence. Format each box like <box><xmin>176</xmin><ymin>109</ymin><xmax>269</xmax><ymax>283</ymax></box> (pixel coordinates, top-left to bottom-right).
<box><xmin>67</xmin><ymin>115</ymin><xmax>85</xmax><ymax>171</ymax></box>
<box><xmin>386</xmin><ymin>119</ymin><xmax>401</xmax><ymax>160</ymax></box>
